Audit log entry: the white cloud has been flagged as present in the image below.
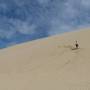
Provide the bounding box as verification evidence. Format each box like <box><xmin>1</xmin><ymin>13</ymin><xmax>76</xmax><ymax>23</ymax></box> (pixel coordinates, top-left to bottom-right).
<box><xmin>47</xmin><ymin>0</ymin><xmax>78</xmax><ymax>36</ymax></box>
<box><xmin>9</xmin><ymin>19</ymin><xmax>37</xmax><ymax>35</ymax></box>
<box><xmin>81</xmin><ymin>0</ymin><xmax>90</xmax><ymax>8</ymax></box>
<box><xmin>47</xmin><ymin>0</ymin><xmax>90</xmax><ymax>36</ymax></box>
<box><xmin>63</xmin><ymin>1</ymin><xmax>79</xmax><ymax>19</ymax></box>
<box><xmin>48</xmin><ymin>19</ymin><xmax>74</xmax><ymax>36</ymax></box>
<box><xmin>1</xmin><ymin>0</ymin><xmax>90</xmax><ymax>48</ymax></box>
<box><xmin>0</xmin><ymin>18</ymin><xmax>37</xmax><ymax>40</ymax></box>
<box><xmin>17</xmin><ymin>22</ymin><xmax>37</xmax><ymax>34</ymax></box>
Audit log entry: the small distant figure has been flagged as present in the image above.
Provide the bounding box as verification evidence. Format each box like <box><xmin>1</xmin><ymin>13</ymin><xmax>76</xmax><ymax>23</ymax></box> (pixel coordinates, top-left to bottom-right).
<box><xmin>75</xmin><ymin>40</ymin><xmax>79</xmax><ymax>49</ymax></box>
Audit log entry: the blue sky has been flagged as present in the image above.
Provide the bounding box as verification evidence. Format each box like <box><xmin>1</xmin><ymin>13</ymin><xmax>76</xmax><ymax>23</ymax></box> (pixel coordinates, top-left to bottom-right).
<box><xmin>0</xmin><ymin>0</ymin><xmax>90</xmax><ymax>48</ymax></box>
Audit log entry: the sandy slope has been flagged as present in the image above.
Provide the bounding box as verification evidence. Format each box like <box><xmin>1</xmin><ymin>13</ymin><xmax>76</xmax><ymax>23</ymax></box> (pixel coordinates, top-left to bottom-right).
<box><xmin>0</xmin><ymin>29</ymin><xmax>90</xmax><ymax>90</ymax></box>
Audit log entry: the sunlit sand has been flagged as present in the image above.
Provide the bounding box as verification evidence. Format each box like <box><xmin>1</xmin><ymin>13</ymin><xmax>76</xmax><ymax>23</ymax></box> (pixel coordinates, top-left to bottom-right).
<box><xmin>0</xmin><ymin>29</ymin><xmax>90</xmax><ymax>90</ymax></box>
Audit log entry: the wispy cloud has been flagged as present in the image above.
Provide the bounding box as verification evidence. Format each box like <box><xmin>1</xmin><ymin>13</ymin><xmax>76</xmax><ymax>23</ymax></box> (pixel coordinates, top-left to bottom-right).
<box><xmin>0</xmin><ymin>0</ymin><xmax>90</xmax><ymax>48</ymax></box>
<box><xmin>48</xmin><ymin>0</ymin><xmax>90</xmax><ymax>36</ymax></box>
<box><xmin>11</xmin><ymin>19</ymin><xmax>37</xmax><ymax>35</ymax></box>
<box><xmin>81</xmin><ymin>0</ymin><xmax>90</xmax><ymax>8</ymax></box>
<box><xmin>48</xmin><ymin>19</ymin><xmax>74</xmax><ymax>35</ymax></box>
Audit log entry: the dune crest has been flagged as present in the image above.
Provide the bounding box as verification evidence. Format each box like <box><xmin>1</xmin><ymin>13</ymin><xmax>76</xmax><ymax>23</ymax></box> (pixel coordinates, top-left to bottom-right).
<box><xmin>0</xmin><ymin>29</ymin><xmax>90</xmax><ymax>90</ymax></box>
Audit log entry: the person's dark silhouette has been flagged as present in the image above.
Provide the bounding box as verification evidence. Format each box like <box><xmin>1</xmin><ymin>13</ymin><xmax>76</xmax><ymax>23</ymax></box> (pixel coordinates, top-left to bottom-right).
<box><xmin>75</xmin><ymin>41</ymin><xmax>79</xmax><ymax>49</ymax></box>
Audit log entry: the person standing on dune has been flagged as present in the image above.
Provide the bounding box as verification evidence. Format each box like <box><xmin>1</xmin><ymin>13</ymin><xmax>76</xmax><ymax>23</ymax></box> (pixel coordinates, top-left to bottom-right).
<box><xmin>75</xmin><ymin>41</ymin><xmax>79</xmax><ymax>49</ymax></box>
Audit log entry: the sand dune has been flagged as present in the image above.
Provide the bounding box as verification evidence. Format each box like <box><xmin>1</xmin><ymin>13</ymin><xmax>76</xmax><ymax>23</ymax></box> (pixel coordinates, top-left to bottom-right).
<box><xmin>0</xmin><ymin>29</ymin><xmax>90</xmax><ymax>90</ymax></box>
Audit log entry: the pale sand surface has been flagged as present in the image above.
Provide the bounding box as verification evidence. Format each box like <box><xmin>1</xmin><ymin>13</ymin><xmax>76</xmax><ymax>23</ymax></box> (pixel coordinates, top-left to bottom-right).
<box><xmin>0</xmin><ymin>29</ymin><xmax>90</xmax><ymax>90</ymax></box>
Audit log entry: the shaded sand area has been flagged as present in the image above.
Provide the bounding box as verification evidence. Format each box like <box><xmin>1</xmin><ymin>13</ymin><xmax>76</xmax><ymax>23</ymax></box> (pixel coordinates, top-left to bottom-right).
<box><xmin>0</xmin><ymin>29</ymin><xmax>90</xmax><ymax>90</ymax></box>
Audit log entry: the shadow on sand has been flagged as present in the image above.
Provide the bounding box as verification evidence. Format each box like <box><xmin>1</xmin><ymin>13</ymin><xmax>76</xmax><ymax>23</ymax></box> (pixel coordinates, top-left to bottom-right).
<box><xmin>71</xmin><ymin>47</ymin><xmax>79</xmax><ymax>50</ymax></box>
<box><xmin>58</xmin><ymin>45</ymin><xmax>80</xmax><ymax>51</ymax></box>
